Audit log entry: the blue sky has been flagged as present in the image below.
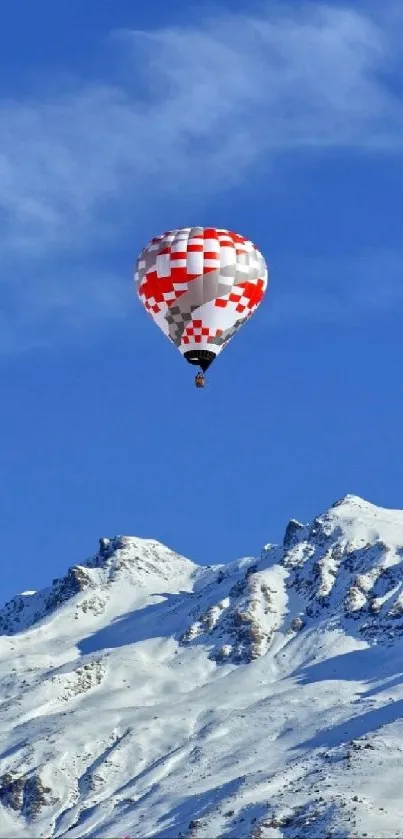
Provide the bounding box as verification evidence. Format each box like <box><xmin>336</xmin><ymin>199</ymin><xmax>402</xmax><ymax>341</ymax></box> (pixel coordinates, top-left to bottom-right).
<box><xmin>1</xmin><ymin>0</ymin><xmax>403</xmax><ymax>603</ymax></box>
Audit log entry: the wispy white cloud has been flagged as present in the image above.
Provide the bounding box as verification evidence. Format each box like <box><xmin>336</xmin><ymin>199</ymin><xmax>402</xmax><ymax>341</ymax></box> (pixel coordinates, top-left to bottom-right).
<box><xmin>0</xmin><ymin>2</ymin><xmax>402</xmax><ymax>350</ymax></box>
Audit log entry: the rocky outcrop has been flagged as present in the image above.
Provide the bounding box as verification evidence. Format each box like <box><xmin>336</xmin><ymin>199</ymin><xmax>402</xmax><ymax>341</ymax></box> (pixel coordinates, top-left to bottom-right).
<box><xmin>0</xmin><ymin>772</ymin><xmax>57</xmax><ymax>818</ymax></box>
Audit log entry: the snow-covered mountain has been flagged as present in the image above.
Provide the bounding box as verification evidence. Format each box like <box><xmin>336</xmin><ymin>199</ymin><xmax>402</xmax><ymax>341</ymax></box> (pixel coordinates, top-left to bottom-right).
<box><xmin>2</xmin><ymin>495</ymin><xmax>403</xmax><ymax>838</ymax></box>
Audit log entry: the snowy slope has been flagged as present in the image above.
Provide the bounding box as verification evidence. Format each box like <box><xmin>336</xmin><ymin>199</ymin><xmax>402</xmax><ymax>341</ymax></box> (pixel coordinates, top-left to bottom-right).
<box><xmin>1</xmin><ymin>497</ymin><xmax>403</xmax><ymax>837</ymax></box>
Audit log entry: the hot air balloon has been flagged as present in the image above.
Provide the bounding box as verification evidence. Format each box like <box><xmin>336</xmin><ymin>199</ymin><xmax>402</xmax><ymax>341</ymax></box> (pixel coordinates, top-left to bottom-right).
<box><xmin>135</xmin><ymin>227</ymin><xmax>268</xmax><ymax>387</ymax></box>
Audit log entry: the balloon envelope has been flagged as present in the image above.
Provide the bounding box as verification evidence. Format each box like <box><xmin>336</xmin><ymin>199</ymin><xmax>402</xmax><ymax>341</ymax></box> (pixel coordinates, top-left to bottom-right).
<box><xmin>135</xmin><ymin>227</ymin><xmax>268</xmax><ymax>371</ymax></box>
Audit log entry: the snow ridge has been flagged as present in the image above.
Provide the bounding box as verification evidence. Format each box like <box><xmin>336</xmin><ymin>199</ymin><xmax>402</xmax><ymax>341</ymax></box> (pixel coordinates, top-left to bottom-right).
<box><xmin>1</xmin><ymin>495</ymin><xmax>403</xmax><ymax>837</ymax></box>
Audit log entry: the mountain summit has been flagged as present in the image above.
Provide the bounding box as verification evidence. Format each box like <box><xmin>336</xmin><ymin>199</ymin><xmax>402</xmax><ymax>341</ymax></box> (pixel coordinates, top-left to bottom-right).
<box><xmin>1</xmin><ymin>495</ymin><xmax>403</xmax><ymax>838</ymax></box>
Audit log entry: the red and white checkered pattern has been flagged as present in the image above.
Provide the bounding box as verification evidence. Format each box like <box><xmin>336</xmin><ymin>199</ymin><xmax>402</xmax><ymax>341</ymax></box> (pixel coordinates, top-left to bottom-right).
<box><xmin>214</xmin><ymin>278</ymin><xmax>266</xmax><ymax>313</ymax></box>
<box><xmin>182</xmin><ymin>320</ymin><xmax>225</xmax><ymax>346</ymax></box>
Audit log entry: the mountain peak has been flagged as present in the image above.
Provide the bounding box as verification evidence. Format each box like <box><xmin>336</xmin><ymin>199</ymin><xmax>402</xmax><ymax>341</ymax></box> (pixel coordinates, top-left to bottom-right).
<box><xmin>329</xmin><ymin>492</ymin><xmax>403</xmax><ymax>517</ymax></box>
<box><xmin>330</xmin><ymin>493</ymin><xmax>385</xmax><ymax>513</ymax></box>
<box><xmin>318</xmin><ymin>494</ymin><xmax>403</xmax><ymax>551</ymax></box>
<box><xmin>0</xmin><ymin>535</ymin><xmax>195</xmax><ymax>636</ymax></box>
